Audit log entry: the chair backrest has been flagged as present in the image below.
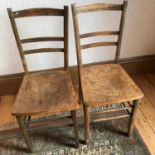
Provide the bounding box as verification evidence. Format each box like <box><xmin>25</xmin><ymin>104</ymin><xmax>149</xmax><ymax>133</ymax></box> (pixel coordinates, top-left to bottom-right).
<box><xmin>8</xmin><ymin>7</ymin><xmax>69</xmax><ymax>73</ymax></box>
<box><xmin>72</xmin><ymin>1</ymin><xmax>128</xmax><ymax>68</ymax></box>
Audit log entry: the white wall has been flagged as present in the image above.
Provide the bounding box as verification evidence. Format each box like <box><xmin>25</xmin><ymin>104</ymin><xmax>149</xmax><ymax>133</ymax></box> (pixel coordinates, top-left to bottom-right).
<box><xmin>0</xmin><ymin>0</ymin><xmax>155</xmax><ymax>75</ymax></box>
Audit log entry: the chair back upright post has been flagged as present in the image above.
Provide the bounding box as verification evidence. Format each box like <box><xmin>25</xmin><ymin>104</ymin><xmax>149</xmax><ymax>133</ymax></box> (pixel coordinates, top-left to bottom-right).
<box><xmin>7</xmin><ymin>6</ymin><xmax>69</xmax><ymax>73</ymax></box>
<box><xmin>71</xmin><ymin>4</ymin><xmax>83</xmax><ymax>102</ymax></box>
<box><xmin>64</xmin><ymin>6</ymin><xmax>69</xmax><ymax>71</ymax></box>
<box><xmin>115</xmin><ymin>1</ymin><xmax>128</xmax><ymax>63</ymax></box>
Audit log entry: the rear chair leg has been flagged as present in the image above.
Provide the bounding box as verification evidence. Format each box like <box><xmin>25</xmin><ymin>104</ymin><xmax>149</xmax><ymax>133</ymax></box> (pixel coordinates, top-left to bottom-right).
<box><xmin>16</xmin><ymin>116</ymin><xmax>33</xmax><ymax>153</ymax></box>
<box><xmin>84</xmin><ymin>105</ymin><xmax>91</xmax><ymax>145</ymax></box>
<box><xmin>128</xmin><ymin>99</ymin><xmax>139</xmax><ymax>137</ymax></box>
<box><xmin>71</xmin><ymin>110</ymin><xmax>79</xmax><ymax>148</ymax></box>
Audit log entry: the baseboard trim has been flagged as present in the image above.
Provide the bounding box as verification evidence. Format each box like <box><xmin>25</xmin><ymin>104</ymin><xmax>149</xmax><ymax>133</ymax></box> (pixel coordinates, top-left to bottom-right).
<box><xmin>0</xmin><ymin>54</ymin><xmax>155</xmax><ymax>96</ymax></box>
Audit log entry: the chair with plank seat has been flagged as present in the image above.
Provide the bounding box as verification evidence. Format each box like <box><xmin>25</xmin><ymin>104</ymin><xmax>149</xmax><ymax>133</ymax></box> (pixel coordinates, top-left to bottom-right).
<box><xmin>72</xmin><ymin>1</ymin><xmax>144</xmax><ymax>144</ymax></box>
<box><xmin>8</xmin><ymin>6</ymin><xmax>79</xmax><ymax>152</ymax></box>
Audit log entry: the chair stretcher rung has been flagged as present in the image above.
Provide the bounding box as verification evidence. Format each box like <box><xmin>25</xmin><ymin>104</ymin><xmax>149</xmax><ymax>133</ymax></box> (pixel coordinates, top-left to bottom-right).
<box><xmin>93</xmin><ymin>114</ymin><xmax>130</xmax><ymax>122</ymax></box>
<box><xmin>93</xmin><ymin>106</ymin><xmax>131</xmax><ymax>115</ymax></box>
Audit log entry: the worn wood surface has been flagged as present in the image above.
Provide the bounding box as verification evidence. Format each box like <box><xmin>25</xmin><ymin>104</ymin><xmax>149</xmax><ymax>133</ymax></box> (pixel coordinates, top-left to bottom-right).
<box><xmin>81</xmin><ymin>42</ymin><xmax>118</xmax><ymax>50</ymax></box>
<box><xmin>76</xmin><ymin>3</ymin><xmax>123</xmax><ymax>14</ymax></box>
<box><xmin>13</xmin><ymin>8</ymin><xmax>64</xmax><ymax>18</ymax></box>
<box><xmin>80</xmin><ymin>31</ymin><xmax>119</xmax><ymax>39</ymax></box>
<box><xmin>12</xmin><ymin>70</ymin><xmax>79</xmax><ymax>116</ymax></box>
<box><xmin>21</xmin><ymin>37</ymin><xmax>64</xmax><ymax>44</ymax></box>
<box><xmin>64</xmin><ymin>6</ymin><xmax>69</xmax><ymax>70</ymax></box>
<box><xmin>24</xmin><ymin>48</ymin><xmax>64</xmax><ymax>55</ymax></box>
<box><xmin>115</xmin><ymin>1</ymin><xmax>127</xmax><ymax>63</ymax></box>
<box><xmin>81</xmin><ymin>64</ymin><xmax>144</xmax><ymax>106</ymax></box>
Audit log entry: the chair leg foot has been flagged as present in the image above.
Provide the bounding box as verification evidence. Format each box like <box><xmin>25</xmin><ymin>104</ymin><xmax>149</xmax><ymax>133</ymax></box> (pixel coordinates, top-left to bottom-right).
<box><xmin>84</xmin><ymin>105</ymin><xmax>91</xmax><ymax>145</ymax></box>
<box><xmin>16</xmin><ymin>116</ymin><xmax>33</xmax><ymax>153</ymax></box>
<box><xmin>71</xmin><ymin>110</ymin><xmax>79</xmax><ymax>148</ymax></box>
<box><xmin>128</xmin><ymin>100</ymin><xmax>139</xmax><ymax>137</ymax></box>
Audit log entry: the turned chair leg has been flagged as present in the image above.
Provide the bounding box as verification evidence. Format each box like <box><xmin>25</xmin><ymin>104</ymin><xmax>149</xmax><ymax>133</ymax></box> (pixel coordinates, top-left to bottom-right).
<box><xmin>84</xmin><ymin>105</ymin><xmax>91</xmax><ymax>145</ymax></box>
<box><xmin>71</xmin><ymin>110</ymin><xmax>79</xmax><ymax>148</ymax></box>
<box><xmin>128</xmin><ymin>99</ymin><xmax>139</xmax><ymax>137</ymax></box>
<box><xmin>16</xmin><ymin>116</ymin><xmax>33</xmax><ymax>153</ymax></box>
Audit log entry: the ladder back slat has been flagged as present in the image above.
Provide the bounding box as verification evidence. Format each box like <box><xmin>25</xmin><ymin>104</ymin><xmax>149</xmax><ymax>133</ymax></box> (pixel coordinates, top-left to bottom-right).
<box><xmin>80</xmin><ymin>31</ymin><xmax>119</xmax><ymax>39</ymax></box>
<box><xmin>24</xmin><ymin>48</ymin><xmax>64</xmax><ymax>55</ymax></box>
<box><xmin>76</xmin><ymin>3</ymin><xmax>123</xmax><ymax>14</ymax></box>
<box><xmin>13</xmin><ymin>8</ymin><xmax>64</xmax><ymax>18</ymax></box>
<box><xmin>21</xmin><ymin>37</ymin><xmax>64</xmax><ymax>44</ymax></box>
<box><xmin>81</xmin><ymin>42</ymin><xmax>118</xmax><ymax>50</ymax></box>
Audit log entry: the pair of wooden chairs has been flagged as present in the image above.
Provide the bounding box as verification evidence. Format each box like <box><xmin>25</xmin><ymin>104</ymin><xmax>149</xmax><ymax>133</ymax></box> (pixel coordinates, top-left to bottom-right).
<box><xmin>8</xmin><ymin>1</ymin><xmax>144</xmax><ymax>153</ymax></box>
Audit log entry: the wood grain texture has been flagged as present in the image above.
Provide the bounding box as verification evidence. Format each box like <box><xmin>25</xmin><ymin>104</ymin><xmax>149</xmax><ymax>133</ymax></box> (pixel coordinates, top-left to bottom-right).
<box><xmin>7</xmin><ymin>8</ymin><xmax>28</xmax><ymax>72</ymax></box>
<box><xmin>76</xmin><ymin>3</ymin><xmax>123</xmax><ymax>14</ymax></box>
<box><xmin>81</xmin><ymin>64</ymin><xmax>144</xmax><ymax>106</ymax></box>
<box><xmin>115</xmin><ymin>1</ymin><xmax>128</xmax><ymax>63</ymax></box>
<box><xmin>24</xmin><ymin>48</ymin><xmax>64</xmax><ymax>55</ymax></box>
<box><xmin>21</xmin><ymin>37</ymin><xmax>64</xmax><ymax>44</ymax></box>
<box><xmin>80</xmin><ymin>31</ymin><xmax>119</xmax><ymax>39</ymax></box>
<box><xmin>135</xmin><ymin>109</ymin><xmax>155</xmax><ymax>155</ymax></box>
<box><xmin>64</xmin><ymin>6</ymin><xmax>69</xmax><ymax>70</ymax></box>
<box><xmin>81</xmin><ymin>42</ymin><xmax>117</xmax><ymax>50</ymax></box>
<box><xmin>12</xmin><ymin>70</ymin><xmax>79</xmax><ymax>116</ymax></box>
<box><xmin>13</xmin><ymin>8</ymin><xmax>64</xmax><ymax>18</ymax></box>
<box><xmin>0</xmin><ymin>96</ymin><xmax>16</xmax><ymax>124</ymax></box>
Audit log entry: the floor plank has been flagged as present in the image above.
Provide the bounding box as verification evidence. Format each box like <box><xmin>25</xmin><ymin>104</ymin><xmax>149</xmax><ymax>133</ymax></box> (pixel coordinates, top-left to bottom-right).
<box><xmin>135</xmin><ymin>109</ymin><xmax>155</xmax><ymax>155</ymax></box>
<box><xmin>133</xmin><ymin>76</ymin><xmax>155</xmax><ymax>132</ymax></box>
<box><xmin>133</xmin><ymin>75</ymin><xmax>155</xmax><ymax>108</ymax></box>
<box><xmin>0</xmin><ymin>95</ymin><xmax>16</xmax><ymax>124</ymax></box>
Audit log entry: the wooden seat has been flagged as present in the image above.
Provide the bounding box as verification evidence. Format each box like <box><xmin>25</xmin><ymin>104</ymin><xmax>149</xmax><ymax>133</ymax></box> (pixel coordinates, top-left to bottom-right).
<box><xmin>8</xmin><ymin>6</ymin><xmax>79</xmax><ymax>152</ymax></box>
<box><xmin>81</xmin><ymin>64</ymin><xmax>143</xmax><ymax>106</ymax></box>
<box><xmin>12</xmin><ymin>70</ymin><xmax>78</xmax><ymax>116</ymax></box>
<box><xmin>72</xmin><ymin>1</ymin><xmax>144</xmax><ymax>144</ymax></box>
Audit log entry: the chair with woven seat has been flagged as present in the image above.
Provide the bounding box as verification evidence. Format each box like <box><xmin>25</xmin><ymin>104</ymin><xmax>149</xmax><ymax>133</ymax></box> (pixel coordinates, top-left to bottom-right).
<box><xmin>8</xmin><ymin>6</ymin><xmax>79</xmax><ymax>152</ymax></box>
<box><xmin>72</xmin><ymin>1</ymin><xmax>144</xmax><ymax>144</ymax></box>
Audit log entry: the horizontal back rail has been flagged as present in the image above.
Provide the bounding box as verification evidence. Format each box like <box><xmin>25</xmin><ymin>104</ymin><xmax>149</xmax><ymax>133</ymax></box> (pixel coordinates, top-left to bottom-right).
<box><xmin>21</xmin><ymin>37</ymin><xmax>64</xmax><ymax>44</ymax></box>
<box><xmin>13</xmin><ymin>8</ymin><xmax>64</xmax><ymax>18</ymax></box>
<box><xmin>80</xmin><ymin>31</ymin><xmax>119</xmax><ymax>39</ymax></box>
<box><xmin>81</xmin><ymin>42</ymin><xmax>118</xmax><ymax>50</ymax></box>
<box><xmin>76</xmin><ymin>3</ymin><xmax>123</xmax><ymax>14</ymax></box>
<box><xmin>24</xmin><ymin>48</ymin><xmax>64</xmax><ymax>55</ymax></box>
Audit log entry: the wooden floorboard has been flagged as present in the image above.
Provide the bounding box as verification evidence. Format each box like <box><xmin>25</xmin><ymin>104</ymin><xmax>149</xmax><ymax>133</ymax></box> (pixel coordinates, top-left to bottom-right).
<box><xmin>0</xmin><ymin>72</ymin><xmax>155</xmax><ymax>154</ymax></box>
<box><xmin>135</xmin><ymin>109</ymin><xmax>155</xmax><ymax>155</ymax></box>
<box><xmin>133</xmin><ymin>73</ymin><xmax>155</xmax><ymax>155</ymax></box>
<box><xmin>0</xmin><ymin>95</ymin><xmax>16</xmax><ymax>124</ymax></box>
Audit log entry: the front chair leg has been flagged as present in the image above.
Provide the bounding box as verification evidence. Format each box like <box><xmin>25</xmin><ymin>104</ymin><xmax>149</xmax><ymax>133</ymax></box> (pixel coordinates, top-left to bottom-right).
<box><xmin>71</xmin><ymin>110</ymin><xmax>79</xmax><ymax>148</ymax></box>
<box><xmin>128</xmin><ymin>99</ymin><xmax>139</xmax><ymax>137</ymax></box>
<box><xmin>16</xmin><ymin>116</ymin><xmax>33</xmax><ymax>153</ymax></box>
<box><xmin>84</xmin><ymin>105</ymin><xmax>91</xmax><ymax>145</ymax></box>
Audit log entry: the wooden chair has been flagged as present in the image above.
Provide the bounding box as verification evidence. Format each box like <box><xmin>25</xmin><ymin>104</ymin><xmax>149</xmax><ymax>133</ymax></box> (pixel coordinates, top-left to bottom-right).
<box><xmin>8</xmin><ymin>6</ymin><xmax>79</xmax><ymax>152</ymax></box>
<box><xmin>72</xmin><ymin>1</ymin><xmax>144</xmax><ymax>144</ymax></box>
